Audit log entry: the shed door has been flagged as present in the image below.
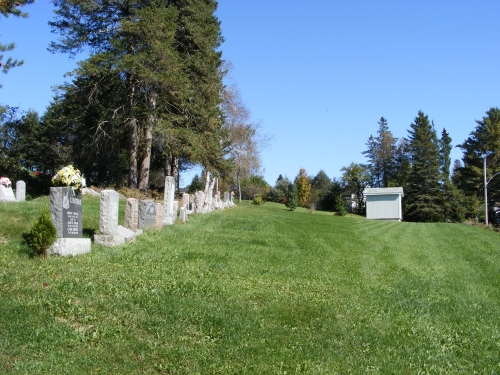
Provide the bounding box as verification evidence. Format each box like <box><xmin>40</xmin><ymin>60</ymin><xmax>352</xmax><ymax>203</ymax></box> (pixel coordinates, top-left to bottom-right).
<box><xmin>366</xmin><ymin>194</ymin><xmax>399</xmax><ymax>219</ymax></box>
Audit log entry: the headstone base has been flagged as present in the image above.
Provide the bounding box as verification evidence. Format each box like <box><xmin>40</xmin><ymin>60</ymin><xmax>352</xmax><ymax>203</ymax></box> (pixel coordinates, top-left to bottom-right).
<box><xmin>94</xmin><ymin>225</ymin><xmax>140</xmax><ymax>247</ymax></box>
<box><xmin>118</xmin><ymin>225</ymin><xmax>138</xmax><ymax>242</ymax></box>
<box><xmin>49</xmin><ymin>238</ymin><xmax>91</xmax><ymax>256</ymax></box>
<box><xmin>94</xmin><ymin>234</ymin><xmax>125</xmax><ymax>247</ymax></box>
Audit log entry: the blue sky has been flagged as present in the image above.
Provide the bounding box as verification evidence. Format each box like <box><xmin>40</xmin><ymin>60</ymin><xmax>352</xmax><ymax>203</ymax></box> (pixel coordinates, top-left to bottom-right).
<box><xmin>1</xmin><ymin>1</ymin><xmax>499</xmax><ymax>187</ymax></box>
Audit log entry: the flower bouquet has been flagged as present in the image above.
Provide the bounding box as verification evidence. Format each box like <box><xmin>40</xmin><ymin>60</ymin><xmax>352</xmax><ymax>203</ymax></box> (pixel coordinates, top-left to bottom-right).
<box><xmin>52</xmin><ymin>166</ymin><xmax>86</xmax><ymax>193</ymax></box>
<box><xmin>0</xmin><ymin>176</ymin><xmax>12</xmax><ymax>188</ymax></box>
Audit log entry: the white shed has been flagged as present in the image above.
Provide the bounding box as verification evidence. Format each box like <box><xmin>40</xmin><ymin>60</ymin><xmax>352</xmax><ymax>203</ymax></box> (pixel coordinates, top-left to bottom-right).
<box><xmin>363</xmin><ymin>187</ymin><xmax>404</xmax><ymax>221</ymax></box>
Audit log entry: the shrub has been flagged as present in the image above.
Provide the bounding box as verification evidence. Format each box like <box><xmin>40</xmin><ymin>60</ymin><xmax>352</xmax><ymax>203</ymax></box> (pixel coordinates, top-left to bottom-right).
<box><xmin>253</xmin><ymin>194</ymin><xmax>264</xmax><ymax>205</ymax></box>
<box><xmin>335</xmin><ymin>196</ymin><xmax>347</xmax><ymax>216</ymax></box>
<box><xmin>27</xmin><ymin>207</ymin><xmax>57</xmax><ymax>257</ymax></box>
<box><xmin>285</xmin><ymin>184</ymin><xmax>298</xmax><ymax>211</ymax></box>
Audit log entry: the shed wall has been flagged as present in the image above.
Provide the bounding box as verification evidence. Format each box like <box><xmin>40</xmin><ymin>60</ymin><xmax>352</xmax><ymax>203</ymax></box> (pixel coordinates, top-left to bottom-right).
<box><xmin>366</xmin><ymin>194</ymin><xmax>400</xmax><ymax>220</ymax></box>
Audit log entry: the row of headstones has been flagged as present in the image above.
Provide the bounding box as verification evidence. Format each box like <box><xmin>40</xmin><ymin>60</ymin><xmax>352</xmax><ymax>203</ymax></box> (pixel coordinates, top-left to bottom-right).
<box><xmin>0</xmin><ymin>180</ymin><xmax>26</xmax><ymax>202</ymax></box>
<box><xmin>49</xmin><ymin>175</ymin><xmax>234</xmax><ymax>256</ymax></box>
<box><xmin>93</xmin><ymin>179</ymin><xmax>235</xmax><ymax>247</ymax></box>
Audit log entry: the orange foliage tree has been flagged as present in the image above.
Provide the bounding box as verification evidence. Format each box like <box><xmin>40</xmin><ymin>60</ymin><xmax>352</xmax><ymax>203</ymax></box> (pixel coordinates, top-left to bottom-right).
<box><xmin>294</xmin><ymin>168</ymin><xmax>311</xmax><ymax>207</ymax></box>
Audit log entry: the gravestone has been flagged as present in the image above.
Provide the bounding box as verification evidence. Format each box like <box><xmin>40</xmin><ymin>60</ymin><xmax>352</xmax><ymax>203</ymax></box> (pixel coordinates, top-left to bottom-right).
<box><xmin>155</xmin><ymin>203</ymin><xmax>164</xmax><ymax>229</ymax></box>
<box><xmin>94</xmin><ymin>190</ymin><xmax>133</xmax><ymax>247</ymax></box>
<box><xmin>163</xmin><ymin>176</ymin><xmax>176</xmax><ymax>225</ymax></box>
<box><xmin>196</xmin><ymin>191</ymin><xmax>205</xmax><ymax>213</ymax></box>
<box><xmin>172</xmin><ymin>201</ymin><xmax>178</xmax><ymax>223</ymax></box>
<box><xmin>124</xmin><ymin>198</ymin><xmax>139</xmax><ymax>230</ymax></box>
<box><xmin>0</xmin><ymin>185</ymin><xmax>16</xmax><ymax>202</ymax></box>
<box><xmin>182</xmin><ymin>193</ymin><xmax>189</xmax><ymax>209</ymax></box>
<box><xmin>179</xmin><ymin>206</ymin><xmax>187</xmax><ymax>223</ymax></box>
<box><xmin>49</xmin><ymin>187</ymin><xmax>91</xmax><ymax>256</ymax></box>
<box><xmin>138</xmin><ymin>200</ymin><xmax>157</xmax><ymax>230</ymax></box>
<box><xmin>16</xmin><ymin>180</ymin><xmax>26</xmax><ymax>201</ymax></box>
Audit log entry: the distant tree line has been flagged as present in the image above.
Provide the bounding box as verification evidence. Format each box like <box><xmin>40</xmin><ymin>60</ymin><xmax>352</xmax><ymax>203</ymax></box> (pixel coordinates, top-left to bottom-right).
<box><xmin>262</xmin><ymin>108</ymin><xmax>500</xmax><ymax>223</ymax></box>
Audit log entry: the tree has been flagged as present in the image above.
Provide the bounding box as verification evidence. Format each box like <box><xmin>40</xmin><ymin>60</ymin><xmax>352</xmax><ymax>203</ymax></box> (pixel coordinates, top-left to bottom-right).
<box><xmin>340</xmin><ymin>163</ymin><xmax>370</xmax><ymax>214</ymax></box>
<box><xmin>362</xmin><ymin>117</ymin><xmax>397</xmax><ymax>188</ymax></box>
<box><xmin>310</xmin><ymin>170</ymin><xmax>331</xmax><ymax>210</ymax></box>
<box><xmin>240</xmin><ymin>175</ymin><xmax>269</xmax><ymax>200</ymax></box>
<box><xmin>438</xmin><ymin>128</ymin><xmax>465</xmax><ymax>222</ymax></box>
<box><xmin>49</xmin><ymin>0</ymin><xmax>226</xmax><ymax>193</ymax></box>
<box><xmin>269</xmin><ymin>175</ymin><xmax>290</xmax><ymax>203</ymax></box>
<box><xmin>294</xmin><ymin>168</ymin><xmax>311</xmax><ymax>207</ymax></box>
<box><xmin>405</xmin><ymin>111</ymin><xmax>442</xmax><ymax>222</ymax></box>
<box><xmin>0</xmin><ymin>0</ymin><xmax>34</xmax><ymax>83</ymax></box>
<box><xmin>161</xmin><ymin>0</ymin><xmax>228</xmax><ymax>187</ymax></box>
<box><xmin>457</xmin><ymin>107</ymin><xmax>500</xmax><ymax>223</ymax></box>
<box><xmin>285</xmin><ymin>183</ymin><xmax>298</xmax><ymax>211</ymax></box>
<box><xmin>222</xmin><ymin>66</ymin><xmax>271</xmax><ymax>202</ymax></box>
<box><xmin>187</xmin><ymin>174</ymin><xmax>203</xmax><ymax>194</ymax></box>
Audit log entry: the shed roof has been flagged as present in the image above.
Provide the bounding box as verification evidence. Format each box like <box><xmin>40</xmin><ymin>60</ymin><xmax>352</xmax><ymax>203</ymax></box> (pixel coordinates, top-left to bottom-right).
<box><xmin>363</xmin><ymin>187</ymin><xmax>404</xmax><ymax>197</ymax></box>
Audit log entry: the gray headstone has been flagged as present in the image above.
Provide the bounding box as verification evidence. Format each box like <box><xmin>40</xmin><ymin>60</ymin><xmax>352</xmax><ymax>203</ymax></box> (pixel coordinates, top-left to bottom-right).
<box><xmin>16</xmin><ymin>180</ymin><xmax>26</xmax><ymax>201</ymax></box>
<box><xmin>124</xmin><ymin>198</ymin><xmax>139</xmax><ymax>230</ymax></box>
<box><xmin>99</xmin><ymin>190</ymin><xmax>119</xmax><ymax>235</ymax></box>
<box><xmin>50</xmin><ymin>187</ymin><xmax>83</xmax><ymax>238</ymax></box>
<box><xmin>138</xmin><ymin>200</ymin><xmax>157</xmax><ymax>230</ymax></box>
<box><xmin>0</xmin><ymin>185</ymin><xmax>16</xmax><ymax>202</ymax></box>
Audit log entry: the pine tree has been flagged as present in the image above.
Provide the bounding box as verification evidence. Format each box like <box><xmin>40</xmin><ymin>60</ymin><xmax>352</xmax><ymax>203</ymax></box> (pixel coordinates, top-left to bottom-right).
<box><xmin>362</xmin><ymin>117</ymin><xmax>397</xmax><ymax>188</ymax></box>
<box><xmin>405</xmin><ymin>111</ymin><xmax>442</xmax><ymax>222</ymax></box>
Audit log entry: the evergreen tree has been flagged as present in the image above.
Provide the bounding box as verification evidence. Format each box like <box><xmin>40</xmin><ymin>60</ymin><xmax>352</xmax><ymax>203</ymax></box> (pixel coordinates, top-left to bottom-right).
<box><xmin>49</xmin><ymin>0</ymin><xmax>227</xmax><ymax>192</ymax></box>
<box><xmin>311</xmin><ymin>170</ymin><xmax>331</xmax><ymax>210</ymax></box>
<box><xmin>405</xmin><ymin>111</ymin><xmax>442</xmax><ymax>222</ymax></box>
<box><xmin>438</xmin><ymin>128</ymin><xmax>465</xmax><ymax>222</ymax></box>
<box><xmin>285</xmin><ymin>183</ymin><xmax>298</xmax><ymax>211</ymax></box>
<box><xmin>362</xmin><ymin>117</ymin><xmax>397</xmax><ymax>188</ymax></box>
<box><xmin>457</xmin><ymin>107</ymin><xmax>500</xmax><ymax>198</ymax></box>
<box><xmin>457</xmin><ymin>108</ymin><xmax>500</xmax><ymax>223</ymax></box>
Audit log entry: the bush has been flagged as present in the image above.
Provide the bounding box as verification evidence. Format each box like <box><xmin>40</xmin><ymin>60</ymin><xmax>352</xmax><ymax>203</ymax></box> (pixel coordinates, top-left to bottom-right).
<box><xmin>285</xmin><ymin>184</ymin><xmax>298</xmax><ymax>211</ymax></box>
<box><xmin>253</xmin><ymin>194</ymin><xmax>264</xmax><ymax>205</ymax></box>
<box><xmin>27</xmin><ymin>207</ymin><xmax>57</xmax><ymax>257</ymax></box>
<box><xmin>335</xmin><ymin>196</ymin><xmax>347</xmax><ymax>216</ymax></box>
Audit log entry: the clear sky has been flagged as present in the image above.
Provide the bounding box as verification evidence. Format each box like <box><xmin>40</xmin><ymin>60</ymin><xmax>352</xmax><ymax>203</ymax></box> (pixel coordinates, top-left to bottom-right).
<box><xmin>1</xmin><ymin>1</ymin><xmax>499</xmax><ymax>187</ymax></box>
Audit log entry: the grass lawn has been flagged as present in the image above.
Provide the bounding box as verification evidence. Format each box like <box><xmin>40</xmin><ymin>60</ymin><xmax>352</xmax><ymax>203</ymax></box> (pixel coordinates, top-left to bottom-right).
<box><xmin>0</xmin><ymin>197</ymin><xmax>499</xmax><ymax>374</ymax></box>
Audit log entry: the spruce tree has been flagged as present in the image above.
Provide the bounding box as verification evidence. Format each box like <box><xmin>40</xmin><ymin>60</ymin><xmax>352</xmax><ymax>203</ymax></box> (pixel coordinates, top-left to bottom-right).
<box><xmin>405</xmin><ymin>111</ymin><xmax>442</xmax><ymax>222</ymax></box>
<box><xmin>362</xmin><ymin>117</ymin><xmax>397</xmax><ymax>188</ymax></box>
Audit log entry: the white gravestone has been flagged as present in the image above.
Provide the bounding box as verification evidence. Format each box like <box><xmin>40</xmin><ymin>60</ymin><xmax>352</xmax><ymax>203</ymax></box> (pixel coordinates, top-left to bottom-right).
<box><xmin>163</xmin><ymin>176</ymin><xmax>176</xmax><ymax>225</ymax></box>
<box><xmin>0</xmin><ymin>185</ymin><xmax>16</xmax><ymax>202</ymax></box>
<box><xmin>16</xmin><ymin>180</ymin><xmax>26</xmax><ymax>201</ymax></box>
<box><xmin>94</xmin><ymin>190</ymin><xmax>136</xmax><ymax>246</ymax></box>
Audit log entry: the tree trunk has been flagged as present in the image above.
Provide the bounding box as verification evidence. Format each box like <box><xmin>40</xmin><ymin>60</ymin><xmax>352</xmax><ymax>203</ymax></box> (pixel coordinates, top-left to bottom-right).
<box><xmin>237</xmin><ymin>173</ymin><xmax>242</xmax><ymax>202</ymax></box>
<box><xmin>127</xmin><ymin>74</ymin><xmax>138</xmax><ymax>188</ymax></box>
<box><xmin>165</xmin><ymin>153</ymin><xmax>179</xmax><ymax>194</ymax></box>
<box><xmin>138</xmin><ymin>92</ymin><xmax>156</xmax><ymax>194</ymax></box>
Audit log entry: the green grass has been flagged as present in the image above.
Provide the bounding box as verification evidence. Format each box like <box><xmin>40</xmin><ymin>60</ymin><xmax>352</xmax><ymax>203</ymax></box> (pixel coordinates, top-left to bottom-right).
<box><xmin>1</xmin><ymin>198</ymin><xmax>499</xmax><ymax>374</ymax></box>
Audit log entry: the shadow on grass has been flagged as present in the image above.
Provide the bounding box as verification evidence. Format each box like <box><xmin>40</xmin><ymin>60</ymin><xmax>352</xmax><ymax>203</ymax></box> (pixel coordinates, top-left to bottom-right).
<box><xmin>83</xmin><ymin>227</ymin><xmax>96</xmax><ymax>238</ymax></box>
